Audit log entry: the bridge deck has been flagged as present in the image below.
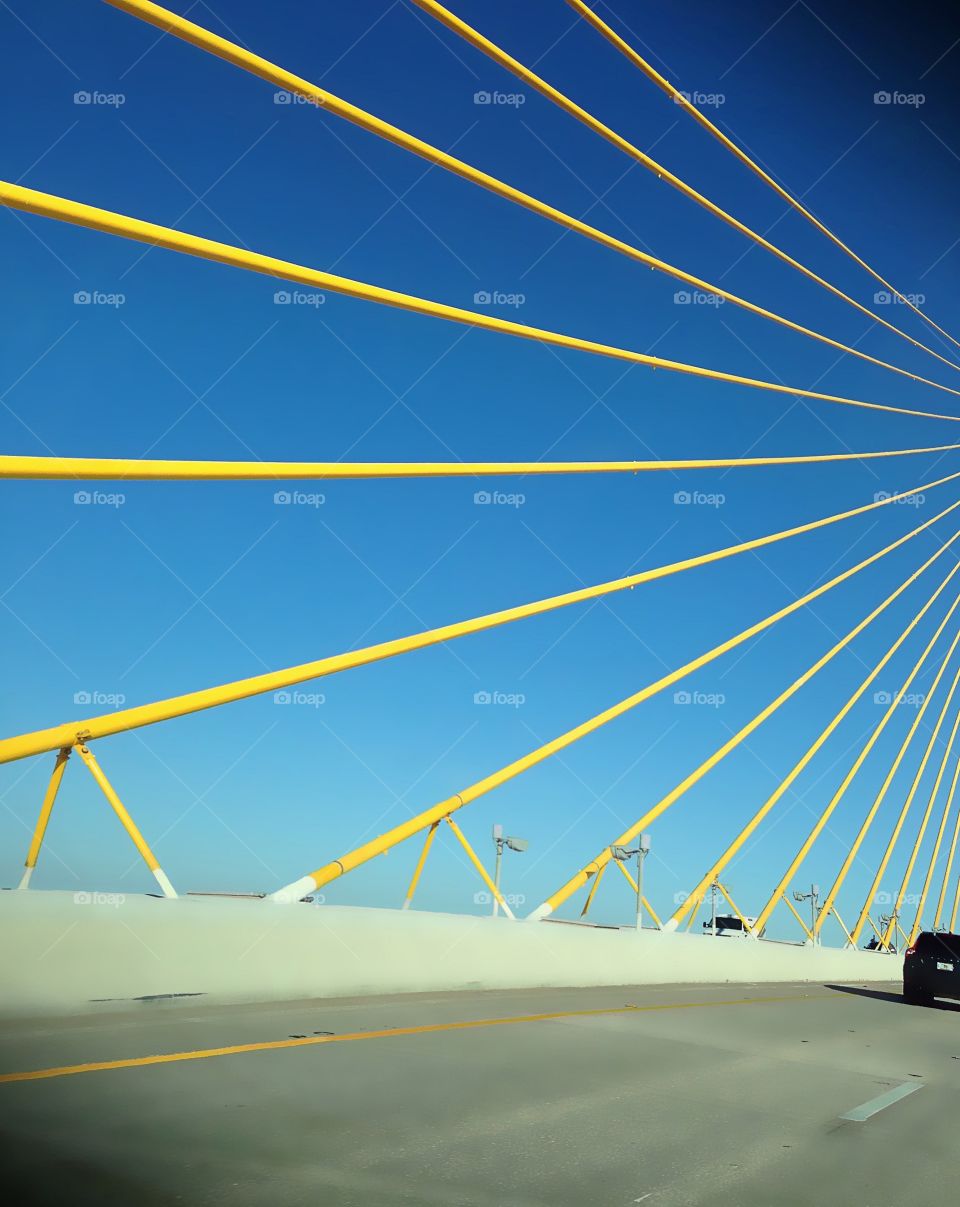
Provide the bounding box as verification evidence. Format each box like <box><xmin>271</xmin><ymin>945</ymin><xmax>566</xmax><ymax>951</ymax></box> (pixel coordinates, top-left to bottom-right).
<box><xmin>1</xmin><ymin>980</ymin><xmax>956</xmax><ymax>1206</ymax></box>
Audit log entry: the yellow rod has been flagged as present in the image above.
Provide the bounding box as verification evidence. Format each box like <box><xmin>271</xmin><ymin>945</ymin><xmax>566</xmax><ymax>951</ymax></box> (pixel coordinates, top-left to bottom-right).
<box><xmin>402</xmin><ymin>820</ymin><xmax>440</xmax><ymax>910</ymax></box>
<box><xmin>828</xmin><ymin>905</ymin><xmax>855</xmax><ymax>947</ymax></box>
<box><xmin>815</xmin><ymin>588</ymin><xmax>960</xmax><ymax>935</ymax></box>
<box><xmin>884</xmin><ymin>685</ymin><xmax>960</xmax><ymax>946</ymax></box>
<box><xmin>847</xmin><ymin>627</ymin><xmax>960</xmax><ymax>944</ymax></box>
<box><xmin>75</xmin><ymin>744</ymin><xmax>176</xmax><ymax>898</ymax></box>
<box><xmin>103</xmin><ymin>1</ymin><xmax>960</xmax><ymax>394</ymax></box>
<box><xmin>715</xmin><ymin>881</ymin><xmax>751</xmax><ymax>933</ymax></box>
<box><xmin>933</xmin><ymin>770</ymin><xmax>960</xmax><ymax>929</ymax></box>
<box><xmin>4</xmin><ymin>470</ymin><xmax>955</xmax><ymax>768</ymax></box>
<box><xmin>17</xmin><ymin>747</ymin><xmax>71</xmax><ymax>890</ymax></box>
<box><xmin>579</xmin><ymin>861</ymin><xmax>607</xmax><ymax>918</ymax></box>
<box><xmin>7</xmin><ymin>445</ymin><xmax>960</xmax><ymax>480</ymax></box>
<box><xmin>908</xmin><ymin>737</ymin><xmax>960</xmax><ymax>942</ymax></box>
<box><xmin>611</xmin><ymin>858</ymin><xmax>662</xmax><ymax>928</ymax></box>
<box><xmin>270</xmin><ymin>498</ymin><xmax>960</xmax><ymax>904</ymax></box>
<box><xmin>536</xmin><ymin>515</ymin><xmax>960</xmax><ymax>923</ymax></box>
<box><xmin>4</xmin><ymin>179</ymin><xmax>960</xmax><ymax>427</ymax></box>
<box><xmin>444</xmin><ymin>816</ymin><xmax>513</xmax><ymax>919</ymax></box>
<box><xmin>752</xmin><ymin>567</ymin><xmax>960</xmax><ymax>936</ymax></box>
<box><xmin>952</xmin><ymin>868</ymin><xmax>960</xmax><ymax>931</ymax></box>
<box><xmin>780</xmin><ymin>892</ymin><xmax>813</xmax><ymax>942</ymax></box>
<box><xmin>411</xmin><ymin>0</ymin><xmax>960</xmax><ymax>376</ymax></box>
<box><xmin>564</xmin><ymin>0</ymin><xmax>960</xmax><ymax>357</ymax></box>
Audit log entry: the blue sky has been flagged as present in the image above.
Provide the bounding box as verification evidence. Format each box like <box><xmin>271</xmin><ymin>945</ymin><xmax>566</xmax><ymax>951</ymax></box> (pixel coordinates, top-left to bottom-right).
<box><xmin>3</xmin><ymin>0</ymin><xmax>960</xmax><ymax>941</ymax></box>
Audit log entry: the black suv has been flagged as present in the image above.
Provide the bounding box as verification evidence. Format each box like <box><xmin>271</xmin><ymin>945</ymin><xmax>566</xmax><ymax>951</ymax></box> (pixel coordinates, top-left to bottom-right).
<box><xmin>903</xmin><ymin>931</ymin><xmax>960</xmax><ymax>1005</ymax></box>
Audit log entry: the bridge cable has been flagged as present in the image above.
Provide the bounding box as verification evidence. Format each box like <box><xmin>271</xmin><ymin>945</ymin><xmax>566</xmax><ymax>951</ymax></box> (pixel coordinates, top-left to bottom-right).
<box><xmin>268</xmin><ymin>493</ymin><xmax>960</xmax><ymax>903</ymax></box>
<box><xmin>5</xmin><ymin>180</ymin><xmax>960</xmax><ymax>427</ymax></box>
<box><xmin>564</xmin><ymin>0</ymin><xmax>960</xmax><ymax>357</ymax></box>
<box><xmin>850</xmin><ymin>644</ymin><xmax>960</xmax><ymax>944</ymax></box>
<box><xmin>878</xmin><ymin>674</ymin><xmax>960</xmax><ymax>948</ymax></box>
<box><xmin>816</xmin><ymin>619</ymin><xmax>960</xmax><ymax>939</ymax></box>
<box><xmin>753</xmin><ymin>633</ymin><xmax>960</xmax><ymax>937</ymax></box>
<box><xmin>3</xmin><ymin>468</ymin><xmax>958</xmax><ymax>767</ymax></box>
<box><xmin>6</xmin><ymin>445</ymin><xmax>960</xmax><ymax>480</ymax></box>
<box><xmin>102</xmin><ymin>0</ymin><xmax>960</xmax><ymax>394</ymax></box>
<box><xmin>907</xmin><ymin>730</ymin><xmax>960</xmax><ymax>943</ymax></box>
<box><xmin>533</xmin><ymin>532</ymin><xmax>960</xmax><ymax>921</ymax></box>
<box><xmin>932</xmin><ymin>780</ymin><xmax>960</xmax><ymax>930</ymax></box>
<box><xmin>408</xmin><ymin>0</ymin><xmax>960</xmax><ymax>374</ymax></box>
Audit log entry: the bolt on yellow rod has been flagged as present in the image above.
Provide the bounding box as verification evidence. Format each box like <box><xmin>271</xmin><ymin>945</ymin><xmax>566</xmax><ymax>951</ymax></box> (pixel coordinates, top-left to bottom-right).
<box><xmin>564</xmin><ymin>0</ymin><xmax>960</xmax><ymax>357</ymax></box>
<box><xmin>4</xmin><ymin>470</ymin><xmax>955</xmax><ymax>768</ymax></box>
<box><xmin>815</xmin><ymin>589</ymin><xmax>960</xmax><ymax>937</ymax></box>
<box><xmin>751</xmin><ymin>565</ymin><xmax>960</xmax><ymax>937</ymax></box>
<box><xmin>269</xmin><ymin>499</ymin><xmax>958</xmax><ymax>904</ymax></box>
<box><xmin>933</xmin><ymin>776</ymin><xmax>960</xmax><ymax>929</ymax></box>
<box><xmin>534</xmin><ymin>518</ymin><xmax>960</xmax><ymax>923</ymax></box>
<box><xmin>846</xmin><ymin>626</ymin><xmax>960</xmax><ymax>945</ymax></box>
<box><xmin>410</xmin><ymin>0</ymin><xmax>960</xmax><ymax>376</ymax></box>
<box><xmin>880</xmin><ymin>678</ymin><xmax>960</xmax><ymax>948</ymax></box>
<box><xmin>103</xmin><ymin>1</ymin><xmax>960</xmax><ymax>395</ymax></box>
<box><xmin>17</xmin><ymin>747</ymin><xmax>71</xmax><ymax>890</ymax></box>
<box><xmin>7</xmin><ymin>445</ymin><xmax>960</xmax><ymax>480</ymax></box>
<box><xmin>74</xmin><ymin>744</ymin><xmax>176</xmax><ymax>898</ymax></box>
<box><xmin>908</xmin><ymin>738</ymin><xmax>960</xmax><ymax>943</ymax></box>
<box><xmin>4</xmin><ymin>179</ymin><xmax>960</xmax><ymax>427</ymax></box>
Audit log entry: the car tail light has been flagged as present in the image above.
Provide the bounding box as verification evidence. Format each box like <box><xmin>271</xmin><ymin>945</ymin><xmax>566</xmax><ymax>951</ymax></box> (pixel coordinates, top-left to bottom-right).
<box><xmin>905</xmin><ymin>945</ymin><xmax>917</xmax><ymax>959</ymax></box>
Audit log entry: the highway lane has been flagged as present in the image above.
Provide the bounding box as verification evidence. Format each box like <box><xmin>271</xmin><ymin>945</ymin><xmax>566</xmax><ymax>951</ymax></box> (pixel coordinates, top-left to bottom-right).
<box><xmin>1</xmin><ymin>980</ymin><xmax>958</xmax><ymax>1206</ymax></box>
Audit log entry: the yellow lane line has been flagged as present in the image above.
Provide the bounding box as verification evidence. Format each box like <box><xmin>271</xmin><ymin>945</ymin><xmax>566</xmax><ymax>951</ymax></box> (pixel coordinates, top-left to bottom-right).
<box><xmin>0</xmin><ymin>992</ymin><xmax>828</xmax><ymax>1084</ymax></box>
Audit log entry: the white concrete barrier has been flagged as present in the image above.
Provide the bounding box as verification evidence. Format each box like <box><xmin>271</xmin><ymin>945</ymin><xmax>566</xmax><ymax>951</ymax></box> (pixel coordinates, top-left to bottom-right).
<box><xmin>0</xmin><ymin>891</ymin><xmax>899</xmax><ymax>1016</ymax></box>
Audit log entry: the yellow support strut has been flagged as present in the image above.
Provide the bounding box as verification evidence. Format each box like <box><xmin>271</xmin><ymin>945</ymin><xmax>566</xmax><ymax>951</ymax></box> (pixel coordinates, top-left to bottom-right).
<box><xmin>612</xmin><ymin>859</ymin><xmax>662</xmax><ymax>928</ymax></box>
<box><xmin>105</xmin><ymin>1</ymin><xmax>960</xmax><ymax>394</ymax></box>
<box><xmin>3</xmin><ymin>179</ymin><xmax>960</xmax><ymax>427</ymax></box>
<box><xmin>402</xmin><ymin>821</ymin><xmax>440</xmax><ymax>910</ymax></box>
<box><xmin>815</xmin><ymin>590</ymin><xmax>960</xmax><ymax>938</ymax></box>
<box><xmin>17</xmin><ymin>747</ymin><xmax>71</xmax><ymax>889</ymax></box>
<box><xmin>75</xmin><ymin>744</ymin><xmax>177</xmax><ymax>898</ymax></box>
<box><xmin>444</xmin><ymin>817</ymin><xmax>513</xmax><ymax>919</ymax></box>
<box><xmin>579</xmin><ymin>861</ymin><xmax>608</xmax><ymax>918</ymax></box>
<box><xmin>269</xmin><ymin>502</ymin><xmax>960</xmax><ymax>904</ymax></box>
<box><xmin>535</xmin><ymin>519</ymin><xmax>960</xmax><ymax>923</ymax></box>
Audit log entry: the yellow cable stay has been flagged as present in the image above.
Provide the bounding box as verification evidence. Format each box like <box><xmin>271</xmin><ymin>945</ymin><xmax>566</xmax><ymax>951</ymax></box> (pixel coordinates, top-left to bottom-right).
<box><xmin>4</xmin><ymin>181</ymin><xmax>960</xmax><ymax>427</ymax></box>
<box><xmin>102</xmin><ymin>1</ymin><xmax>960</xmax><ymax>396</ymax></box>
<box><xmin>2</xmin><ymin>468</ymin><xmax>956</xmax><ymax>767</ymax></box>
<box><xmin>565</xmin><ymin>0</ymin><xmax>960</xmax><ymax>357</ymax></box>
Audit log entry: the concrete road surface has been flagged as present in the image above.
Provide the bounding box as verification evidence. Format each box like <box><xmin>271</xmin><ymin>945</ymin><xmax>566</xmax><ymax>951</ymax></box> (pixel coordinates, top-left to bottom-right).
<box><xmin>1</xmin><ymin>980</ymin><xmax>958</xmax><ymax>1206</ymax></box>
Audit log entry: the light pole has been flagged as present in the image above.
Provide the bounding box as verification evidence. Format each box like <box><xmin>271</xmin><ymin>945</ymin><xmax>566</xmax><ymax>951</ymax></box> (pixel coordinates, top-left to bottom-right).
<box><xmin>492</xmin><ymin>824</ymin><xmax>527</xmax><ymax>916</ymax></box>
<box><xmin>611</xmin><ymin>832</ymin><xmax>652</xmax><ymax>930</ymax></box>
<box><xmin>792</xmin><ymin>883</ymin><xmax>820</xmax><ymax>945</ymax></box>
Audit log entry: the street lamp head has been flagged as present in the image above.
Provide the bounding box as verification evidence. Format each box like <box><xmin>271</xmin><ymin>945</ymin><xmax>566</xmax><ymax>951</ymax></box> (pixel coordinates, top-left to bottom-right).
<box><xmin>639</xmin><ymin>832</ymin><xmax>652</xmax><ymax>853</ymax></box>
<box><xmin>505</xmin><ymin>836</ymin><xmax>528</xmax><ymax>853</ymax></box>
<box><xmin>611</xmin><ymin>845</ymin><xmax>632</xmax><ymax>862</ymax></box>
<box><xmin>492</xmin><ymin>824</ymin><xmax>503</xmax><ymax>840</ymax></box>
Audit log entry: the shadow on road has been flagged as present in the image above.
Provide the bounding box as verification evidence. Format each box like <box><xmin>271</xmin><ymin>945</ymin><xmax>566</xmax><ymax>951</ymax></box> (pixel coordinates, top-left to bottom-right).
<box><xmin>826</xmin><ymin>984</ymin><xmax>960</xmax><ymax>1012</ymax></box>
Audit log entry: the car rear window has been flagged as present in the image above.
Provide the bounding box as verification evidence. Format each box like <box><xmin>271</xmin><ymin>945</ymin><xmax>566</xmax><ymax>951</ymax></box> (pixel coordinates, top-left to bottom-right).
<box><xmin>917</xmin><ymin>932</ymin><xmax>960</xmax><ymax>959</ymax></box>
